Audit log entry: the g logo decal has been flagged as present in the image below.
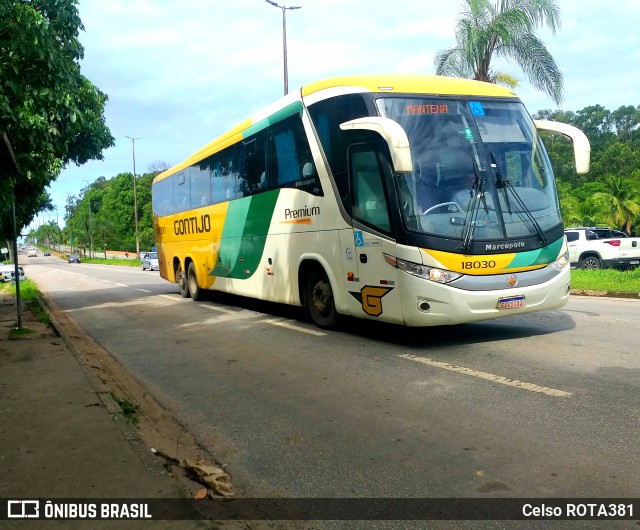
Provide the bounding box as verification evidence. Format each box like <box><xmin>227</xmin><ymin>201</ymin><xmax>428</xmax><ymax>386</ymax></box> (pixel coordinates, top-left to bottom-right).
<box><xmin>349</xmin><ymin>286</ymin><xmax>393</xmax><ymax>317</ymax></box>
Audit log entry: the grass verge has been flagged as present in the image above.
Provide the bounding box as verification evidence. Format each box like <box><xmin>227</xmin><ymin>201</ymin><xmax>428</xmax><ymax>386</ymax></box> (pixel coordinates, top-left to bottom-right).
<box><xmin>4</xmin><ymin>279</ymin><xmax>52</xmax><ymax>325</ymax></box>
<box><xmin>570</xmin><ymin>268</ymin><xmax>640</xmax><ymax>292</ymax></box>
<box><xmin>80</xmin><ymin>257</ymin><xmax>141</xmax><ymax>266</ymax></box>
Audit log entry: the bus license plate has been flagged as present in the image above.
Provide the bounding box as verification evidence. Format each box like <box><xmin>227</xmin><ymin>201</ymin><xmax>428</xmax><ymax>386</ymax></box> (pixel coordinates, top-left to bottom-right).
<box><xmin>497</xmin><ymin>295</ymin><xmax>525</xmax><ymax>310</ymax></box>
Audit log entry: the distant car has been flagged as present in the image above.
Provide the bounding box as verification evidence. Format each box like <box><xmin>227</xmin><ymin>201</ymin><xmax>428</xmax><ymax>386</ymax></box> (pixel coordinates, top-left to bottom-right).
<box><xmin>43</xmin><ymin>250</ymin><xmax>51</xmax><ymax>256</ymax></box>
<box><xmin>141</xmin><ymin>252</ymin><xmax>159</xmax><ymax>271</ymax></box>
<box><xmin>27</xmin><ymin>248</ymin><xmax>37</xmax><ymax>257</ymax></box>
<box><xmin>0</xmin><ymin>264</ymin><xmax>26</xmax><ymax>283</ymax></box>
<box><xmin>68</xmin><ymin>255</ymin><xmax>81</xmax><ymax>263</ymax></box>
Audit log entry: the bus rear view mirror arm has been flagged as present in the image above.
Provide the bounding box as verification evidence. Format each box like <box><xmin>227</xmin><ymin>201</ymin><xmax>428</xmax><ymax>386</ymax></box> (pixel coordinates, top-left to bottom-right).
<box><xmin>534</xmin><ymin>119</ymin><xmax>591</xmax><ymax>174</ymax></box>
<box><xmin>339</xmin><ymin>117</ymin><xmax>413</xmax><ymax>173</ymax></box>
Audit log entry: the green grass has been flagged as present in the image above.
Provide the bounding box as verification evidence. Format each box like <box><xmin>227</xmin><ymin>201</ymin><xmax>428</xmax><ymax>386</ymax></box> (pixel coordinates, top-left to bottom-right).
<box><xmin>110</xmin><ymin>392</ymin><xmax>140</xmax><ymax>425</ymax></box>
<box><xmin>1</xmin><ymin>281</ymin><xmax>43</xmax><ymax>337</ymax></box>
<box><xmin>8</xmin><ymin>326</ymin><xmax>35</xmax><ymax>339</ymax></box>
<box><xmin>570</xmin><ymin>268</ymin><xmax>640</xmax><ymax>292</ymax></box>
<box><xmin>80</xmin><ymin>257</ymin><xmax>141</xmax><ymax>266</ymax></box>
<box><xmin>6</xmin><ymin>279</ymin><xmax>42</xmax><ymax>300</ymax></box>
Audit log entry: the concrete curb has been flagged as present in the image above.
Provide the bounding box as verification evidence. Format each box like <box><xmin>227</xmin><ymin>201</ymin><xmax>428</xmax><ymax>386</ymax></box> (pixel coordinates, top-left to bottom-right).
<box><xmin>570</xmin><ymin>289</ymin><xmax>640</xmax><ymax>299</ymax></box>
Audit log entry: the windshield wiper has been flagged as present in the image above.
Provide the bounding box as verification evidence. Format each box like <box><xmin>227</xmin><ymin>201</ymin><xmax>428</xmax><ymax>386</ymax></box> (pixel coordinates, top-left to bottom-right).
<box><xmin>490</xmin><ymin>153</ymin><xmax>547</xmax><ymax>245</ymax></box>
<box><xmin>458</xmin><ymin>159</ymin><xmax>487</xmax><ymax>252</ymax></box>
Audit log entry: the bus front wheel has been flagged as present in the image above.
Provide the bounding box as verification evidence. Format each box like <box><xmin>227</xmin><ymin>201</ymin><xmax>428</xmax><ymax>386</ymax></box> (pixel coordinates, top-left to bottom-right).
<box><xmin>188</xmin><ymin>262</ymin><xmax>204</xmax><ymax>301</ymax></box>
<box><xmin>306</xmin><ymin>269</ymin><xmax>338</xmax><ymax>329</ymax></box>
<box><xmin>177</xmin><ymin>267</ymin><xmax>190</xmax><ymax>298</ymax></box>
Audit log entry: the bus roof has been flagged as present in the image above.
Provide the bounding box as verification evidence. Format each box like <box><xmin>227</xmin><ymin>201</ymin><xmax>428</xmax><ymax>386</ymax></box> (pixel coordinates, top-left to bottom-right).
<box><xmin>154</xmin><ymin>74</ymin><xmax>518</xmax><ymax>184</ymax></box>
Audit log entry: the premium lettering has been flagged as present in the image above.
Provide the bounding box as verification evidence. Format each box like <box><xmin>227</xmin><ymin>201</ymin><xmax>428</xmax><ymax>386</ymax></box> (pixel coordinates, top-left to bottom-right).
<box><xmin>174</xmin><ymin>214</ymin><xmax>211</xmax><ymax>235</ymax></box>
<box><xmin>284</xmin><ymin>205</ymin><xmax>320</xmax><ymax>220</ymax></box>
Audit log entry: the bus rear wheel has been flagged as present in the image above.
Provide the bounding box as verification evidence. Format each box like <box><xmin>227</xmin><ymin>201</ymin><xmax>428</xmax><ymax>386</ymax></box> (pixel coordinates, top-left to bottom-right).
<box><xmin>306</xmin><ymin>269</ymin><xmax>339</xmax><ymax>329</ymax></box>
<box><xmin>188</xmin><ymin>262</ymin><xmax>204</xmax><ymax>301</ymax></box>
<box><xmin>177</xmin><ymin>266</ymin><xmax>190</xmax><ymax>298</ymax></box>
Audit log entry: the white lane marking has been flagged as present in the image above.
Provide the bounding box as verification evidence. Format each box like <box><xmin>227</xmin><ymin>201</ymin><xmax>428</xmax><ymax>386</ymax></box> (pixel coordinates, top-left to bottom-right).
<box><xmin>398</xmin><ymin>354</ymin><xmax>573</xmax><ymax>398</ymax></box>
<box><xmin>201</xmin><ymin>304</ymin><xmax>237</xmax><ymax>314</ymax></box>
<box><xmin>50</xmin><ymin>269</ymin><xmax>91</xmax><ymax>278</ymax></box>
<box><xmin>159</xmin><ymin>294</ymin><xmax>183</xmax><ymax>301</ymax></box>
<box><xmin>116</xmin><ymin>283</ymin><xmax>128</xmax><ymax>287</ymax></box>
<box><xmin>153</xmin><ymin>295</ymin><xmax>323</xmax><ymax>335</ymax></box>
<box><xmin>136</xmin><ymin>288</ymin><xmax>152</xmax><ymax>293</ymax></box>
<box><xmin>261</xmin><ymin>319</ymin><xmax>327</xmax><ymax>336</ymax></box>
<box><xmin>102</xmin><ymin>279</ymin><xmax>111</xmax><ymax>283</ymax></box>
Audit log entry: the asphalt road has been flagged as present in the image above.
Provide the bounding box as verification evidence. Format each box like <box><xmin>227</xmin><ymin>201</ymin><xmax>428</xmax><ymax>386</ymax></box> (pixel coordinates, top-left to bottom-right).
<box><xmin>20</xmin><ymin>255</ymin><xmax>639</xmax><ymax>526</ymax></box>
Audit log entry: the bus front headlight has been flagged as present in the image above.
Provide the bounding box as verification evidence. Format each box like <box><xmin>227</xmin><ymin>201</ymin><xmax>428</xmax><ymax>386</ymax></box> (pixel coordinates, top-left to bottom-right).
<box><xmin>550</xmin><ymin>250</ymin><xmax>569</xmax><ymax>271</ymax></box>
<box><xmin>384</xmin><ymin>254</ymin><xmax>462</xmax><ymax>284</ymax></box>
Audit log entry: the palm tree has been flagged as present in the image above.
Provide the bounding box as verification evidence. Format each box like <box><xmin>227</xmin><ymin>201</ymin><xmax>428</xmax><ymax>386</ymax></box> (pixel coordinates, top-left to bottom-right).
<box><xmin>592</xmin><ymin>173</ymin><xmax>640</xmax><ymax>235</ymax></box>
<box><xmin>435</xmin><ymin>0</ymin><xmax>564</xmax><ymax>105</ymax></box>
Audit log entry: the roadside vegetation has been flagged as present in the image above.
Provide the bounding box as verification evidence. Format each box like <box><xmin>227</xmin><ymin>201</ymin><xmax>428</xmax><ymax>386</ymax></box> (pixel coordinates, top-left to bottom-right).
<box><xmin>77</xmin><ymin>257</ymin><xmax>141</xmax><ymax>267</ymax></box>
<box><xmin>5</xmin><ymin>279</ymin><xmax>51</xmax><ymax>325</ymax></box>
<box><xmin>110</xmin><ymin>392</ymin><xmax>140</xmax><ymax>425</ymax></box>
<box><xmin>570</xmin><ymin>268</ymin><xmax>640</xmax><ymax>292</ymax></box>
<box><xmin>2</xmin><ymin>279</ymin><xmax>50</xmax><ymax>337</ymax></box>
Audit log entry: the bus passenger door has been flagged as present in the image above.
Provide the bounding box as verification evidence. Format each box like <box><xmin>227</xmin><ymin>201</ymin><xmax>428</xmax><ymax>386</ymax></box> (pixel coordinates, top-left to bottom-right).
<box><xmin>345</xmin><ymin>143</ymin><xmax>402</xmax><ymax>324</ymax></box>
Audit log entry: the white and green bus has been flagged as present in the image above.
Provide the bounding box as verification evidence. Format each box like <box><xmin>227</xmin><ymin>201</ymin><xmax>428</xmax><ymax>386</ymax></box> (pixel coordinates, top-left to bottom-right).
<box><xmin>152</xmin><ymin>74</ymin><xmax>590</xmax><ymax>328</ymax></box>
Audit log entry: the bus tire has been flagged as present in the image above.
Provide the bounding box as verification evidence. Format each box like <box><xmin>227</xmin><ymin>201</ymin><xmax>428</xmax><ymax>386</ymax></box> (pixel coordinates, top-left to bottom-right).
<box><xmin>188</xmin><ymin>262</ymin><xmax>204</xmax><ymax>301</ymax></box>
<box><xmin>177</xmin><ymin>266</ymin><xmax>190</xmax><ymax>298</ymax></box>
<box><xmin>306</xmin><ymin>268</ymin><xmax>339</xmax><ymax>329</ymax></box>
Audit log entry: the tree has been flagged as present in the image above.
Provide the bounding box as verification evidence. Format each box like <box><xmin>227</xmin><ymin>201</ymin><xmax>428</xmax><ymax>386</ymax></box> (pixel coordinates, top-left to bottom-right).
<box><xmin>0</xmin><ymin>0</ymin><xmax>114</xmax><ymax>241</ymax></box>
<box><xmin>435</xmin><ymin>0</ymin><xmax>564</xmax><ymax>104</ymax></box>
<box><xmin>592</xmin><ymin>174</ymin><xmax>640</xmax><ymax>235</ymax></box>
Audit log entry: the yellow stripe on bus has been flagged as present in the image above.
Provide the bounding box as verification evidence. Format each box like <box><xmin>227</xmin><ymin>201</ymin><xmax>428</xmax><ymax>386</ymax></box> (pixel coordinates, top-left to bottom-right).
<box><xmin>423</xmin><ymin>248</ymin><xmax>544</xmax><ymax>275</ymax></box>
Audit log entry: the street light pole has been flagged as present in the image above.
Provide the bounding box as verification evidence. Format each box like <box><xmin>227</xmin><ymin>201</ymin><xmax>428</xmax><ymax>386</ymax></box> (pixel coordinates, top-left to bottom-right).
<box><xmin>125</xmin><ymin>136</ymin><xmax>141</xmax><ymax>257</ymax></box>
<box><xmin>265</xmin><ymin>0</ymin><xmax>301</xmax><ymax>95</ymax></box>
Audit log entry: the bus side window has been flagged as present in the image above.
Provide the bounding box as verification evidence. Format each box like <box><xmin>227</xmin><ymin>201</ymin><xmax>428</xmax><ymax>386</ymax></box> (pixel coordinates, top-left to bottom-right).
<box><xmin>349</xmin><ymin>145</ymin><xmax>391</xmax><ymax>234</ymax></box>
<box><xmin>175</xmin><ymin>171</ymin><xmax>190</xmax><ymax>213</ymax></box>
<box><xmin>269</xmin><ymin>113</ymin><xmax>322</xmax><ymax>196</ymax></box>
<box><xmin>210</xmin><ymin>145</ymin><xmax>235</xmax><ymax>203</ymax></box>
<box><xmin>191</xmin><ymin>157</ymin><xmax>211</xmax><ymax>207</ymax></box>
<box><xmin>239</xmin><ymin>131</ymin><xmax>267</xmax><ymax>197</ymax></box>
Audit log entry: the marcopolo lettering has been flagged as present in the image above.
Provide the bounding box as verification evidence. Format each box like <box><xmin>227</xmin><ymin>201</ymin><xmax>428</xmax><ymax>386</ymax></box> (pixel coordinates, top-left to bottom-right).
<box><xmin>174</xmin><ymin>214</ymin><xmax>211</xmax><ymax>236</ymax></box>
<box><xmin>284</xmin><ymin>205</ymin><xmax>320</xmax><ymax>220</ymax></box>
<box><xmin>485</xmin><ymin>241</ymin><xmax>526</xmax><ymax>251</ymax></box>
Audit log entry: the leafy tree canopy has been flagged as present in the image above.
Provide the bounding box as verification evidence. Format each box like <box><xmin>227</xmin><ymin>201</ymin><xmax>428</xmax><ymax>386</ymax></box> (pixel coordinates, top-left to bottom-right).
<box><xmin>435</xmin><ymin>0</ymin><xmax>564</xmax><ymax>104</ymax></box>
<box><xmin>0</xmin><ymin>0</ymin><xmax>114</xmax><ymax>241</ymax></box>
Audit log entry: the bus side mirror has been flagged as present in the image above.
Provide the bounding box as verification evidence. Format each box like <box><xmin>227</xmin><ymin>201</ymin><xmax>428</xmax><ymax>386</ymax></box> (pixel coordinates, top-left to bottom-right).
<box><xmin>339</xmin><ymin>117</ymin><xmax>413</xmax><ymax>173</ymax></box>
<box><xmin>534</xmin><ymin>119</ymin><xmax>591</xmax><ymax>174</ymax></box>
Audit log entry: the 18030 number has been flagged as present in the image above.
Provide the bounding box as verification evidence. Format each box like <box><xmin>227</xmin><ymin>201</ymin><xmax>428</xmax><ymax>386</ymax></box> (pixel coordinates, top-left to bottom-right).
<box><xmin>461</xmin><ymin>260</ymin><xmax>496</xmax><ymax>270</ymax></box>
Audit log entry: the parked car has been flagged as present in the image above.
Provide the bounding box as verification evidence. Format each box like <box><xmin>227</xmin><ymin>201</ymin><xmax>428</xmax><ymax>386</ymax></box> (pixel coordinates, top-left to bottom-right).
<box><xmin>68</xmin><ymin>255</ymin><xmax>81</xmax><ymax>263</ymax></box>
<box><xmin>43</xmin><ymin>250</ymin><xmax>51</xmax><ymax>256</ymax></box>
<box><xmin>565</xmin><ymin>227</ymin><xmax>640</xmax><ymax>269</ymax></box>
<box><xmin>0</xmin><ymin>264</ymin><xmax>26</xmax><ymax>283</ymax></box>
<box><xmin>141</xmin><ymin>252</ymin><xmax>159</xmax><ymax>271</ymax></box>
<box><xmin>27</xmin><ymin>248</ymin><xmax>37</xmax><ymax>257</ymax></box>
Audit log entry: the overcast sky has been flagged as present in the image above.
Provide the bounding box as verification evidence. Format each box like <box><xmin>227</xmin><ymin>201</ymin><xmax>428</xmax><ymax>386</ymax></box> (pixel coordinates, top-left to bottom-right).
<box><xmin>39</xmin><ymin>0</ymin><xmax>640</xmax><ymax>227</ymax></box>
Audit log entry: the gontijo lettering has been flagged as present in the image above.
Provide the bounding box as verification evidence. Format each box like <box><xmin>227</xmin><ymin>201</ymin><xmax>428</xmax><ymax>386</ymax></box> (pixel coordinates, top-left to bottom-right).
<box><xmin>174</xmin><ymin>214</ymin><xmax>211</xmax><ymax>235</ymax></box>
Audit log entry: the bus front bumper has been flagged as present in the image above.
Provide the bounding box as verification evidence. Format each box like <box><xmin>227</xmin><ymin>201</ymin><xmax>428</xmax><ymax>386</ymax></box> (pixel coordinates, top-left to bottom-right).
<box><xmin>399</xmin><ymin>266</ymin><xmax>571</xmax><ymax>327</ymax></box>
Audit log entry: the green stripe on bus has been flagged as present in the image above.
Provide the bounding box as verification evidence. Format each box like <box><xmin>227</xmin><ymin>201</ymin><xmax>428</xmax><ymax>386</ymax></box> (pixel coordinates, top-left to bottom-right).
<box><xmin>242</xmin><ymin>101</ymin><xmax>304</xmax><ymax>138</ymax></box>
<box><xmin>506</xmin><ymin>237</ymin><xmax>563</xmax><ymax>269</ymax></box>
<box><xmin>214</xmin><ymin>190</ymin><xmax>280</xmax><ymax>279</ymax></box>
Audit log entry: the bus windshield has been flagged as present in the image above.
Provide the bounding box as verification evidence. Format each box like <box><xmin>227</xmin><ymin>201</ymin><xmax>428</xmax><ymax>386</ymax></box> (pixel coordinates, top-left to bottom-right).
<box><xmin>375</xmin><ymin>97</ymin><xmax>562</xmax><ymax>242</ymax></box>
